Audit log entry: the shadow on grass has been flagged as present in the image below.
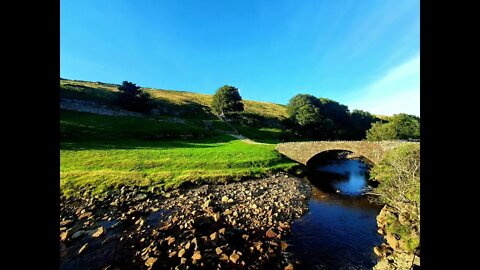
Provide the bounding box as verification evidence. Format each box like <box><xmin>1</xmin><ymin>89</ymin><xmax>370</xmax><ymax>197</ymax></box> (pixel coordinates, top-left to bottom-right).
<box><xmin>60</xmin><ymin>134</ymin><xmax>239</xmax><ymax>151</ymax></box>
<box><xmin>154</xmin><ymin>98</ymin><xmax>214</xmax><ymax>119</ymax></box>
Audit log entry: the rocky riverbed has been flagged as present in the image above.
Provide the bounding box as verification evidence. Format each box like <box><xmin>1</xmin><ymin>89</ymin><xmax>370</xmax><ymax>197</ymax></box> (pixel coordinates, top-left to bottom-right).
<box><xmin>373</xmin><ymin>205</ymin><xmax>420</xmax><ymax>270</ymax></box>
<box><xmin>60</xmin><ymin>172</ymin><xmax>311</xmax><ymax>270</ymax></box>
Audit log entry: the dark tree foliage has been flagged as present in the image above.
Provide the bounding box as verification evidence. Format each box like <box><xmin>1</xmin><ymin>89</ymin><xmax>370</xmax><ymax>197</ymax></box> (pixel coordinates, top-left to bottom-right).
<box><xmin>318</xmin><ymin>98</ymin><xmax>351</xmax><ymax>139</ymax></box>
<box><xmin>348</xmin><ymin>109</ymin><xmax>379</xmax><ymax>140</ymax></box>
<box><xmin>286</xmin><ymin>93</ymin><xmax>418</xmax><ymax>141</ymax></box>
<box><xmin>212</xmin><ymin>85</ymin><xmax>244</xmax><ymax>116</ymax></box>
<box><xmin>366</xmin><ymin>113</ymin><xmax>420</xmax><ymax>141</ymax></box>
<box><xmin>318</xmin><ymin>98</ymin><xmax>350</xmax><ymax>126</ymax></box>
<box><xmin>116</xmin><ymin>81</ymin><xmax>153</xmax><ymax>113</ymax></box>
<box><xmin>286</xmin><ymin>94</ymin><xmax>338</xmax><ymax>140</ymax></box>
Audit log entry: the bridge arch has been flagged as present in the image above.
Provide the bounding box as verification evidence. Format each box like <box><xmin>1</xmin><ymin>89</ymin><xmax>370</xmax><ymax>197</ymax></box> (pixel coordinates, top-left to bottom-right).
<box><xmin>305</xmin><ymin>149</ymin><xmax>375</xmax><ymax>167</ymax></box>
<box><xmin>276</xmin><ymin>141</ymin><xmax>415</xmax><ymax>165</ymax></box>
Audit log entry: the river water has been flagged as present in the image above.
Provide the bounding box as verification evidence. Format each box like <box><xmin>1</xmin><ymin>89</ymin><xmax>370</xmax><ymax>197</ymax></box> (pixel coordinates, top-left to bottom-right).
<box><xmin>288</xmin><ymin>159</ymin><xmax>383</xmax><ymax>269</ymax></box>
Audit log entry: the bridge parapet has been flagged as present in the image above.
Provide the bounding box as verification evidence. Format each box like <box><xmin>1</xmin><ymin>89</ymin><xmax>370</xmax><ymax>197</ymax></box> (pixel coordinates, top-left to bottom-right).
<box><xmin>276</xmin><ymin>140</ymin><xmax>416</xmax><ymax>165</ymax></box>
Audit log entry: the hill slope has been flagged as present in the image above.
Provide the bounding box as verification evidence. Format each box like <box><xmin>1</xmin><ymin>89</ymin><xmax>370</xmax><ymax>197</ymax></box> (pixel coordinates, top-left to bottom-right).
<box><xmin>60</xmin><ymin>79</ymin><xmax>297</xmax><ymax>197</ymax></box>
<box><xmin>60</xmin><ymin>78</ymin><xmax>288</xmax><ymax>121</ymax></box>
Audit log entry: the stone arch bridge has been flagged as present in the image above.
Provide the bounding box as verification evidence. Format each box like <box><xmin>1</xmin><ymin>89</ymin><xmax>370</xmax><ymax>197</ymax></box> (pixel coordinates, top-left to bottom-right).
<box><xmin>276</xmin><ymin>141</ymin><xmax>417</xmax><ymax>165</ymax></box>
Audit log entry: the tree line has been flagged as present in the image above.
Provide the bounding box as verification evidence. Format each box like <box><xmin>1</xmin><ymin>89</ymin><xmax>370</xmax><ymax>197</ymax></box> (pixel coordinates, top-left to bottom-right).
<box><xmin>284</xmin><ymin>93</ymin><xmax>420</xmax><ymax>141</ymax></box>
<box><xmin>113</xmin><ymin>81</ymin><xmax>419</xmax><ymax>141</ymax></box>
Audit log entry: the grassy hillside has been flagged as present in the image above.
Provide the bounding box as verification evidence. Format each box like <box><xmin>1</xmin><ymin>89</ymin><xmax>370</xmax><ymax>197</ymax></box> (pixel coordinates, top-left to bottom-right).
<box><xmin>60</xmin><ymin>109</ymin><xmax>297</xmax><ymax>198</ymax></box>
<box><xmin>60</xmin><ymin>79</ymin><xmax>288</xmax><ymax>121</ymax></box>
<box><xmin>61</xmin><ymin>110</ymin><xmax>216</xmax><ymax>142</ymax></box>
<box><xmin>59</xmin><ymin>79</ymin><xmax>299</xmax><ymax>197</ymax></box>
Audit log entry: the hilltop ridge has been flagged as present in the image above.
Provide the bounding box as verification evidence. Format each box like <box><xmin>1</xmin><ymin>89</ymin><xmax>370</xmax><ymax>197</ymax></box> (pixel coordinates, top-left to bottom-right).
<box><xmin>60</xmin><ymin>78</ymin><xmax>288</xmax><ymax>121</ymax></box>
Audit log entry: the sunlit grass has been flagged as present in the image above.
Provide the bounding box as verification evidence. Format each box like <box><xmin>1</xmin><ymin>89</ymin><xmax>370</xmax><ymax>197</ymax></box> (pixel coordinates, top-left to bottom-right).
<box><xmin>60</xmin><ymin>109</ymin><xmax>297</xmax><ymax>198</ymax></box>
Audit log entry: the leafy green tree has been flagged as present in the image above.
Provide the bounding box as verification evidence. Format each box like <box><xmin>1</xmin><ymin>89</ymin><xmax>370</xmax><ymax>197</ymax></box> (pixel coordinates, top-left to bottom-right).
<box><xmin>212</xmin><ymin>85</ymin><xmax>244</xmax><ymax>116</ymax></box>
<box><xmin>286</xmin><ymin>94</ymin><xmax>339</xmax><ymax>139</ymax></box>
<box><xmin>286</xmin><ymin>94</ymin><xmax>323</xmax><ymax>126</ymax></box>
<box><xmin>317</xmin><ymin>98</ymin><xmax>351</xmax><ymax>139</ymax></box>
<box><xmin>286</xmin><ymin>94</ymin><xmax>322</xmax><ymax>116</ymax></box>
<box><xmin>318</xmin><ymin>98</ymin><xmax>350</xmax><ymax>126</ymax></box>
<box><xmin>366</xmin><ymin>113</ymin><xmax>420</xmax><ymax>141</ymax></box>
<box><xmin>366</xmin><ymin>122</ymin><xmax>395</xmax><ymax>140</ymax></box>
<box><xmin>349</xmin><ymin>109</ymin><xmax>379</xmax><ymax>140</ymax></box>
<box><xmin>116</xmin><ymin>81</ymin><xmax>153</xmax><ymax>113</ymax></box>
<box><xmin>286</xmin><ymin>95</ymin><xmax>320</xmax><ymax>133</ymax></box>
<box><xmin>391</xmin><ymin>113</ymin><xmax>420</xmax><ymax>139</ymax></box>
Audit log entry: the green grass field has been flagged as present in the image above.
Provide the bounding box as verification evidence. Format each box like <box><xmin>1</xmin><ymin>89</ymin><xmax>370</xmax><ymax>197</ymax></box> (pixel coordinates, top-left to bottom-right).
<box><xmin>60</xmin><ymin>109</ymin><xmax>297</xmax><ymax>198</ymax></box>
<box><xmin>231</xmin><ymin>124</ymin><xmax>284</xmax><ymax>144</ymax></box>
<box><xmin>61</xmin><ymin>110</ymin><xmax>215</xmax><ymax>142</ymax></box>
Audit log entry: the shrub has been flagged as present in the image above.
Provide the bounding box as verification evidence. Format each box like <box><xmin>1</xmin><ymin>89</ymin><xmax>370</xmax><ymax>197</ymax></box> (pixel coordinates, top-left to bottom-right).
<box><xmin>116</xmin><ymin>81</ymin><xmax>153</xmax><ymax>113</ymax></box>
<box><xmin>366</xmin><ymin>113</ymin><xmax>420</xmax><ymax>141</ymax></box>
<box><xmin>212</xmin><ymin>85</ymin><xmax>244</xmax><ymax>116</ymax></box>
<box><xmin>369</xmin><ymin>143</ymin><xmax>420</xmax><ymax>252</ymax></box>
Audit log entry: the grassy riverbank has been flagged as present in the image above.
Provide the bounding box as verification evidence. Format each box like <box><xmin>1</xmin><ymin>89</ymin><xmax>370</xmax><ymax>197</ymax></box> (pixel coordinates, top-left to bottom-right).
<box><xmin>60</xmin><ymin>110</ymin><xmax>297</xmax><ymax>198</ymax></box>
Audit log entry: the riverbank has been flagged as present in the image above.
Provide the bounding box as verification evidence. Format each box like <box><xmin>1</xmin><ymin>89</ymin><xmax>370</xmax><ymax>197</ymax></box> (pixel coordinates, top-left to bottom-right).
<box><xmin>373</xmin><ymin>205</ymin><xmax>420</xmax><ymax>270</ymax></box>
<box><xmin>60</xmin><ymin>172</ymin><xmax>311</xmax><ymax>269</ymax></box>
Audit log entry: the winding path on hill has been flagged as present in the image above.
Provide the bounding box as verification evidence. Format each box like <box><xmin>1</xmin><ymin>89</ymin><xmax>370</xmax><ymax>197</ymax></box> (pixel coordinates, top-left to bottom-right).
<box><xmin>225</xmin><ymin>133</ymin><xmax>270</xmax><ymax>145</ymax></box>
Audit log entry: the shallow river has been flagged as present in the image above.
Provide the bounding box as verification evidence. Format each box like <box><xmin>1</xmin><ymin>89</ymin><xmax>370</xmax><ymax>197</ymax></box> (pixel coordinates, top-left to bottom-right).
<box><xmin>288</xmin><ymin>159</ymin><xmax>383</xmax><ymax>270</ymax></box>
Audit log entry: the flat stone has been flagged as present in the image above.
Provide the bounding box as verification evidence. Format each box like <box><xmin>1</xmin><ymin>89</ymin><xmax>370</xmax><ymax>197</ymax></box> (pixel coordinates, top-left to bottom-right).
<box><xmin>212</xmin><ymin>212</ymin><xmax>221</xmax><ymax>222</ymax></box>
<box><xmin>60</xmin><ymin>220</ymin><xmax>73</xmax><ymax>227</ymax></box>
<box><xmin>229</xmin><ymin>253</ymin><xmax>240</xmax><ymax>264</ymax></box>
<box><xmin>159</xmin><ymin>224</ymin><xmax>171</xmax><ymax>231</ymax></box>
<box><xmin>134</xmin><ymin>194</ymin><xmax>147</xmax><ymax>201</ymax></box>
<box><xmin>166</xmin><ymin>236</ymin><xmax>175</xmax><ymax>246</ymax></box>
<box><xmin>221</xmin><ymin>196</ymin><xmax>229</xmax><ymax>203</ymax></box>
<box><xmin>192</xmin><ymin>251</ymin><xmax>202</xmax><ymax>260</ymax></box>
<box><xmin>145</xmin><ymin>257</ymin><xmax>157</xmax><ymax>267</ymax></box>
<box><xmin>178</xmin><ymin>249</ymin><xmax>186</xmax><ymax>257</ymax></box>
<box><xmin>373</xmin><ymin>246</ymin><xmax>383</xmax><ymax>257</ymax></box>
<box><xmin>284</xmin><ymin>263</ymin><xmax>294</xmax><ymax>270</ymax></box>
<box><xmin>78</xmin><ymin>212</ymin><xmax>93</xmax><ymax>220</ymax></box>
<box><xmin>60</xmin><ymin>231</ymin><xmax>69</xmax><ymax>242</ymax></box>
<box><xmin>280</xmin><ymin>241</ymin><xmax>288</xmax><ymax>250</ymax></box>
<box><xmin>92</xmin><ymin>227</ymin><xmax>105</xmax><ymax>238</ymax></box>
<box><xmin>210</xmin><ymin>232</ymin><xmax>218</xmax><ymax>241</ymax></box>
<box><xmin>385</xmin><ymin>233</ymin><xmax>399</xmax><ymax>249</ymax></box>
<box><xmin>168</xmin><ymin>251</ymin><xmax>177</xmax><ymax>258</ymax></box>
<box><xmin>265</xmin><ymin>229</ymin><xmax>277</xmax><ymax>238</ymax></box>
<box><xmin>215</xmin><ymin>247</ymin><xmax>223</xmax><ymax>255</ymax></box>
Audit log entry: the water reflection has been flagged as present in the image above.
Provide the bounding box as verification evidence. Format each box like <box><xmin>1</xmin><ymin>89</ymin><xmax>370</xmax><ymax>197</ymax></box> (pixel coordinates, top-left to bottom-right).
<box><xmin>289</xmin><ymin>159</ymin><xmax>383</xmax><ymax>270</ymax></box>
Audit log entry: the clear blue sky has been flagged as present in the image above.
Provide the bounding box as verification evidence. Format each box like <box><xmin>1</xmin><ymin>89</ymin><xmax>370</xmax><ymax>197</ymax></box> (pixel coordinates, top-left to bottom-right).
<box><xmin>61</xmin><ymin>0</ymin><xmax>419</xmax><ymax>116</ymax></box>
